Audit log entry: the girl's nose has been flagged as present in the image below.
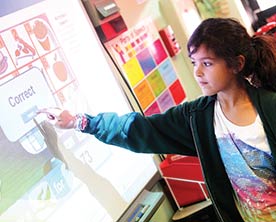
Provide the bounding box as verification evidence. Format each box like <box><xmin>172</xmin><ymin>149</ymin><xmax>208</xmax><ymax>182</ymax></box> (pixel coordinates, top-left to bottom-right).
<box><xmin>194</xmin><ymin>64</ymin><xmax>203</xmax><ymax>77</ymax></box>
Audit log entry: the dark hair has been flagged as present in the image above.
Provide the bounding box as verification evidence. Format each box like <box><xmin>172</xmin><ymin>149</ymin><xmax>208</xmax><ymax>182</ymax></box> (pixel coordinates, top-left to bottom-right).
<box><xmin>187</xmin><ymin>18</ymin><xmax>276</xmax><ymax>92</ymax></box>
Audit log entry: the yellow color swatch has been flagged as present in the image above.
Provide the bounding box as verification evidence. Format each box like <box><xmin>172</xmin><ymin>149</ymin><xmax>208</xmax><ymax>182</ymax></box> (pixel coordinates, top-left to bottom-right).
<box><xmin>123</xmin><ymin>57</ymin><xmax>144</xmax><ymax>87</ymax></box>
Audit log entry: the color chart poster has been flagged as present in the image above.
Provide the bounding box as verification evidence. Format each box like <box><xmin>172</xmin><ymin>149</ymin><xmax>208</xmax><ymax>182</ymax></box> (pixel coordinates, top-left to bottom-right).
<box><xmin>105</xmin><ymin>19</ymin><xmax>186</xmax><ymax>116</ymax></box>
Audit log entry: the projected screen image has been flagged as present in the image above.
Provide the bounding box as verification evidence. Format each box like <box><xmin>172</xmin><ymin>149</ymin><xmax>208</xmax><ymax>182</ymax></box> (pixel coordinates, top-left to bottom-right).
<box><xmin>0</xmin><ymin>0</ymin><xmax>157</xmax><ymax>221</ymax></box>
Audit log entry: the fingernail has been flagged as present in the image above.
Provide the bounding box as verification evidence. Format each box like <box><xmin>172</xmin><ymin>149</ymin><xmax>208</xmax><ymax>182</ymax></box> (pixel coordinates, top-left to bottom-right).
<box><xmin>47</xmin><ymin>114</ymin><xmax>55</xmax><ymax>120</ymax></box>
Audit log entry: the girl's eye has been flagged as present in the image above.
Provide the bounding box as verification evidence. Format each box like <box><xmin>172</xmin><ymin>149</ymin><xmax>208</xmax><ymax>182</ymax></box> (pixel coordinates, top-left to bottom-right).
<box><xmin>191</xmin><ymin>60</ymin><xmax>212</xmax><ymax>67</ymax></box>
<box><xmin>203</xmin><ymin>61</ymin><xmax>212</xmax><ymax>67</ymax></box>
<box><xmin>191</xmin><ymin>61</ymin><xmax>196</xmax><ymax>66</ymax></box>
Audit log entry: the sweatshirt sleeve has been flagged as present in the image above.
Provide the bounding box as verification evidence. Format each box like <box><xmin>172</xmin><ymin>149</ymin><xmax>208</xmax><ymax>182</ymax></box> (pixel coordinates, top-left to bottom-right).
<box><xmin>81</xmin><ymin>106</ymin><xmax>197</xmax><ymax>155</ymax></box>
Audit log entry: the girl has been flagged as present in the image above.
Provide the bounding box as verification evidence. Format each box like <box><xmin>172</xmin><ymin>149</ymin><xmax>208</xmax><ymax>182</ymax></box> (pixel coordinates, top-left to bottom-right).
<box><xmin>39</xmin><ymin>18</ymin><xmax>276</xmax><ymax>222</ymax></box>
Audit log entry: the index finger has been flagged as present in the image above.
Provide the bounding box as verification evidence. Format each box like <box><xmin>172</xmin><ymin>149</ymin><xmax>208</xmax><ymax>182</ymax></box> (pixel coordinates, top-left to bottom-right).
<box><xmin>37</xmin><ymin>107</ymin><xmax>62</xmax><ymax>120</ymax></box>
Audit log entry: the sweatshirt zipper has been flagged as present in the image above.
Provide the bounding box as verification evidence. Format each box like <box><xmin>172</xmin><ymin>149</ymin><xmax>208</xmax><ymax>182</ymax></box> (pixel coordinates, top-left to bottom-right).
<box><xmin>189</xmin><ymin>115</ymin><xmax>225</xmax><ymax>222</ymax></box>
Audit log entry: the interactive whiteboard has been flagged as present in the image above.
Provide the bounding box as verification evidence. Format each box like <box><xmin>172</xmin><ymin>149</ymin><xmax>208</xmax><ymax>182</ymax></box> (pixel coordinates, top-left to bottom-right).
<box><xmin>0</xmin><ymin>0</ymin><xmax>157</xmax><ymax>221</ymax></box>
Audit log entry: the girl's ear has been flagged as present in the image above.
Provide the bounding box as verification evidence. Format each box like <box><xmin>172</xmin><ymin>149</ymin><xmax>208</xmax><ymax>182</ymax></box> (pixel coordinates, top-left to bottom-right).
<box><xmin>237</xmin><ymin>55</ymin><xmax>245</xmax><ymax>72</ymax></box>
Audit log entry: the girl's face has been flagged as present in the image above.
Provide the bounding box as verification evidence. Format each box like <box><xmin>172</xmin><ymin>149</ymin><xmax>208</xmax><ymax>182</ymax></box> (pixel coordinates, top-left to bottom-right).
<box><xmin>190</xmin><ymin>44</ymin><xmax>237</xmax><ymax>96</ymax></box>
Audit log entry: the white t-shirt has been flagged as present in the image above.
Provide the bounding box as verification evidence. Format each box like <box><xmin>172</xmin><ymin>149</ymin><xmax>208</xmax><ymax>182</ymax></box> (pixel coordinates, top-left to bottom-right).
<box><xmin>214</xmin><ymin>100</ymin><xmax>276</xmax><ymax>222</ymax></box>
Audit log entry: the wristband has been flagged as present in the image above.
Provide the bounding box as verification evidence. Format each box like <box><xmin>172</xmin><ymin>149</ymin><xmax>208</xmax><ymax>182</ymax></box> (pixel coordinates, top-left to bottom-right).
<box><xmin>74</xmin><ymin>114</ymin><xmax>88</xmax><ymax>131</ymax></box>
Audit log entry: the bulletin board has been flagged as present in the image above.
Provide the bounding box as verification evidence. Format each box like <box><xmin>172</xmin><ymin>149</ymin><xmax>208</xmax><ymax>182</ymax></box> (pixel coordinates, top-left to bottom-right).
<box><xmin>105</xmin><ymin>19</ymin><xmax>186</xmax><ymax>116</ymax></box>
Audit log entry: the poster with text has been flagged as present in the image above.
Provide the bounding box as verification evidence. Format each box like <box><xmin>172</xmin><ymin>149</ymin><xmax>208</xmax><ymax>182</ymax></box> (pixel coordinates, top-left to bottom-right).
<box><xmin>105</xmin><ymin>18</ymin><xmax>186</xmax><ymax>116</ymax></box>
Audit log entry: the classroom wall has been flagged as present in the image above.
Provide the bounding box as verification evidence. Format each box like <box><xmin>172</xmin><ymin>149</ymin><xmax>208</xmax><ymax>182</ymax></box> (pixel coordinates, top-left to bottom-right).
<box><xmin>115</xmin><ymin>0</ymin><xmax>202</xmax><ymax>101</ymax></box>
<box><xmin>111</xmin><ymin>1</ymin><xmax>201</xmax><ymax>221</ymax></box>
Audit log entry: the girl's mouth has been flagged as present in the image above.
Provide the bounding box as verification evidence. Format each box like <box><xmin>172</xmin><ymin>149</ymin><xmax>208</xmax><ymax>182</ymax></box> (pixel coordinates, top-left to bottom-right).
<box><xmin>198</xmin><ymin>81</ymin><xmax>208</xmax><ymax>87</ymax></box>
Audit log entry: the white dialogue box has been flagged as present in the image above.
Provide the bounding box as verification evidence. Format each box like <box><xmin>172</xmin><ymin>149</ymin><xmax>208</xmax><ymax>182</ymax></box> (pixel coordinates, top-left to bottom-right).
<box><xmin>0</xmin><ymin>67</ymin><xmax>56</xmax><ymax>142</ymax></box>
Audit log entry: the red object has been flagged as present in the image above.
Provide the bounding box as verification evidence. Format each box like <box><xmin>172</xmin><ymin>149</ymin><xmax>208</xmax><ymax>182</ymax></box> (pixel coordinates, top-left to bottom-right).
<box><xmin>82</xmin><ymin>0</ymin><xmax>127</xmax><ymax>43</ymax></box>
<box><xmin>159</xmin><ymin>154</ymin><xmax>208</xmax><ymax>208</ymax></box>
<box><xmin>267</xmin><ymin>14</ymin><xmax>276</xmax><ymax>23</ymax></box>
<box><xmin>169</xmin><ymin>80</ymin><xmax>186</xmax><ymax>105</ymax></box>
<box><xmin>255</xmin><ymin>21</ymin><xmax>276</xmax><ymax>38</ymax></box>
<box><xmin>159</xmin><ymin>26</ymin><xmax>181</xmax><ymax>57</ymax></box>
<box><xmin>96</xmin><ymin>15</ymin><xmax>127</xmax><ymax>42</ymax></box>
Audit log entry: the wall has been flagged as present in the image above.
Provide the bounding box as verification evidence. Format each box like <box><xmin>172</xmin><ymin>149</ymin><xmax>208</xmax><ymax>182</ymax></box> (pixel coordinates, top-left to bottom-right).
<box><xmin>110</xmin><ymin>1</ymin><xmax>202</xmax><ymax>221</ymax></box>
<box><xmin>115</xmin><ymin>0</ymin><xmax>202</xmax><ymax>101</ymax></box>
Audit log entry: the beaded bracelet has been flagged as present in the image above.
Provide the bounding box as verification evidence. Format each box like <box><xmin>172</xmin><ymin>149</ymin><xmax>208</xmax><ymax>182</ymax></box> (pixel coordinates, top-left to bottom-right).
<box><xmin>75</xmin><ymin>114</ymin><xmax>88</xmax><ymax>131</ymax></box>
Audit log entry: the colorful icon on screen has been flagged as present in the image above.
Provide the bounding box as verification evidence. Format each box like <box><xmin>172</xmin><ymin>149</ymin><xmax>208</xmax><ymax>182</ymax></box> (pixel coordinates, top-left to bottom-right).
<box><xmin>0</xmin><ymin>51</ymin><xmax>8</xmax><ymax>74</ymax></box>
<box><xmin>33</xmin><ymin>20</ymin><xmax>51</xmax><ymax>51</ymax></box>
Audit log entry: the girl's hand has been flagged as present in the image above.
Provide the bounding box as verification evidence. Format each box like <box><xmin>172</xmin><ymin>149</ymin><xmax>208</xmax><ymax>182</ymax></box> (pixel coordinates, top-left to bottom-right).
<box><xmin>37</xmin><ymin>107</ymin><xmax>76</xmax><ymax>129</ymax></box>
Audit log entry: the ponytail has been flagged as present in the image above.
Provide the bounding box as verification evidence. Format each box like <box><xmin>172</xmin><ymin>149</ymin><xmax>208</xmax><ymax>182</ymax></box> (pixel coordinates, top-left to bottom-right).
<box><xmin>250</xmin><ymin>35</ymin><xmax>276</xmax><ymax>92</ymax></box>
